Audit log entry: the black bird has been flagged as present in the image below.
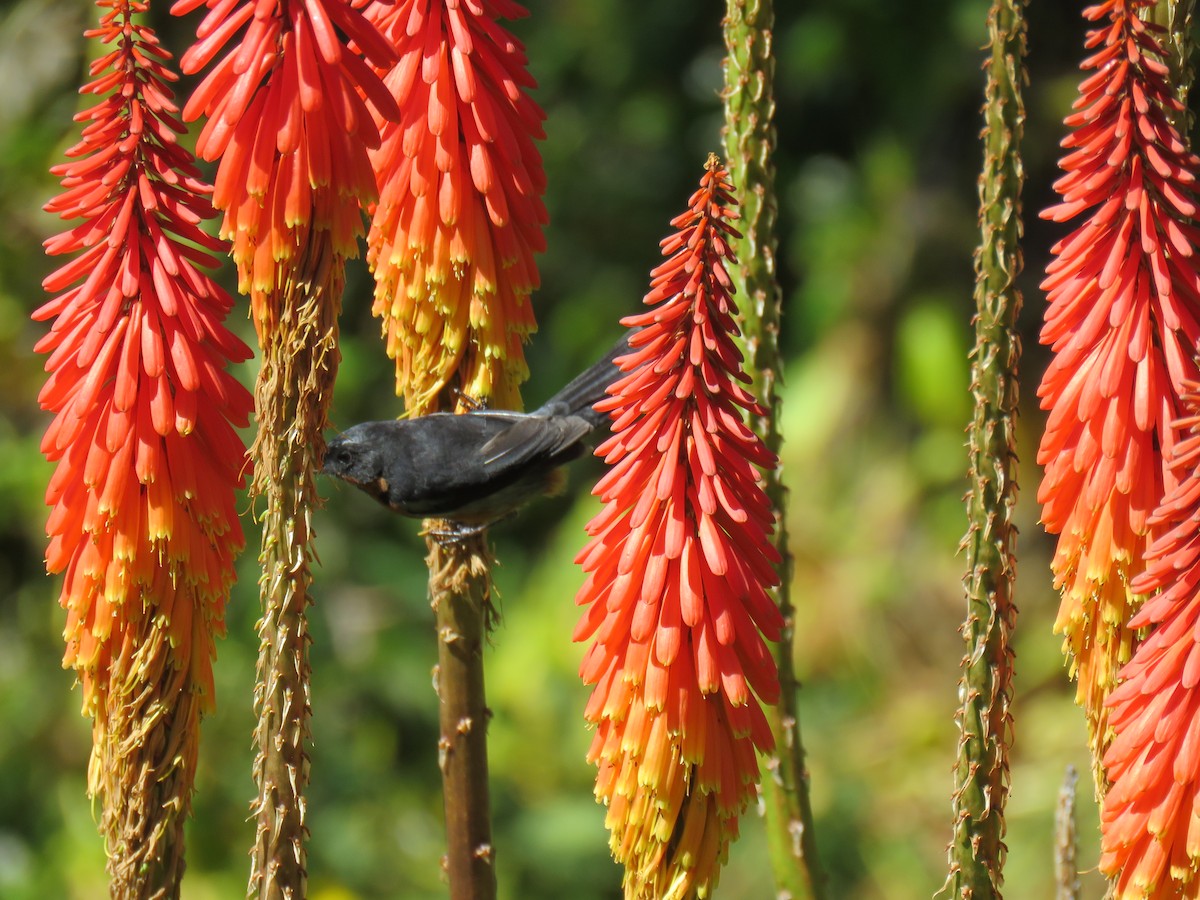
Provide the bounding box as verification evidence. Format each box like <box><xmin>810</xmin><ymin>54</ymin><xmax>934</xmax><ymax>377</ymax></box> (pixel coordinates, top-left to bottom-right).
<box><xmin>321</xmin><ymin>331</ymin><xmax>633</xmax><ymax>527</ymax></box>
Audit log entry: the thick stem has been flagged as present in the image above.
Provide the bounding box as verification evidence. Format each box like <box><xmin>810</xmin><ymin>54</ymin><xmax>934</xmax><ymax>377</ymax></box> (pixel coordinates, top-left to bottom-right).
<box><xmin>721</xmin><ymin>2</ymin><xmax>823</xmax><ymax>898</ymax></box>
<box><xmin>248</xmin><ymin>232</ymin><xmax>342</xmax><ymax>899</ymax></box>
<box><xmin>938</xmin><ymin>1</ymin><xmax>1025</xmax><ymax>897</ymax></box>
<box><xmin>427</xmin><ymin>530</ymin><xmax>497</xmax><ymax>900</ymax></box>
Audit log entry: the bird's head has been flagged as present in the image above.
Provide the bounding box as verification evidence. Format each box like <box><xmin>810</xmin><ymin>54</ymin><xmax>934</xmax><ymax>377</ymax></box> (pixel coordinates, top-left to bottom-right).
<box><xmin>322</xmin><ymin>422</ymin><xmax>394</xmax><ymax>504</ymax></box>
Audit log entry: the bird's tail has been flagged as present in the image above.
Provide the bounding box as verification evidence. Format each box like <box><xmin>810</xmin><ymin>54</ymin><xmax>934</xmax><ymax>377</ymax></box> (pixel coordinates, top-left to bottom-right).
<box><xmin>534</xmin><ymin>329</ymin><xmax>636</xmax><ymax>427</ymax></box>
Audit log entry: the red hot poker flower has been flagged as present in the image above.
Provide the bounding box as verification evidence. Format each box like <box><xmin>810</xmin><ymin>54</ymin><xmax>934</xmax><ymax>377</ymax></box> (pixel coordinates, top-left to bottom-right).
<box><xmin>1102</xmin><ymin>383</ymin><xmax>1200</xmax><ymax>897</ymax></box>
<box><xmin>172</xmin><ymin>0</ymin><xmax>399</xmax><ymax>331</ymax></box>
<box><xmin>363</xmin><ymin>0</ymin><xmax>547</xmax><ymax>414</ymax></box>
<box><xmin>35</xmin><ymin>0</ymin><xmax>252</xmax><ymax>887</ymax></box>
<box><xmin>575</xmin><ymin>157</ymin><xmax>783</xmax><ymax>898</ymax></box>
<box><xmin>1037</xmin><ymin>0</ymin><xmax>1200</xmax><ymax>773</ymax></box>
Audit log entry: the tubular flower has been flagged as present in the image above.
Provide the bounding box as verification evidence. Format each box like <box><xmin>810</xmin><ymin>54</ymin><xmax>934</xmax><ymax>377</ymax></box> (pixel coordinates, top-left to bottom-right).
<box><xmin>171</xmin><ymin>0</ymin><xmax>399</xmax><ymax>332</ymax></box>
<box><xmin>34</xmin><ymin>0</ymin><xmax>252</xmax><ymax>888</ymax></box>
<box><xmin>1037</xmin><ymin>0</ymin><xmax>1200</xmax><ymax>770</ymax></box>
<box><xmin>574</xmin><ymin>157</ymin><xmax>784</xmax><ymax>899</ymax></box>
<box><xmin>363</xmin><ymin>0</ymin><xmax>547</xmax><ymax>415</ymax></box>
<box><xmin>1102</xmin><ymin>384</ymin><xmax>1200</xmax><ymax>897</ymax></box>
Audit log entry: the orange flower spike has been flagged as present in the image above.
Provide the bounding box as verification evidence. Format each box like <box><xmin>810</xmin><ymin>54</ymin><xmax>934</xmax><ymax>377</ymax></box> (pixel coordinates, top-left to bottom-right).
<box><xmin>1102</xmin><ymin>387</ymin><xmax>1200</xmax><ymax>897</ymax></box>
<box><xmin>172</xmin><ymin>0</ymin><xmax>398</xmax><ymax>329</ymax></box>
<box><xmin>1037</xmin><ymin>0</ymin><xmax>1200</xmax><ymax>772</ymax></box>
<box><xmin>576</xmin><ymin>157</ymin><xmax>783</xmax><ymax>899</ymax></box>
<box><xmin>35</xmin><ymin>0</ymin><xmax>252</xmax><ymax>887</ymax></box>
<box><xmin>363</xmin><ymin>0</ymin><xmax>547</xmax><ymax>414</ymax></box>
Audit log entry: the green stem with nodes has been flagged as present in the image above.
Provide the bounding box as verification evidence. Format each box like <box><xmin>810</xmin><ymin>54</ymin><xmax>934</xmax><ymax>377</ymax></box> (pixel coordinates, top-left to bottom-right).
<box><xmin>937</xmin><ymin>1</ymin><xmax>1026</xmax><ymax>897</ymax></box>
<box><xmin>722</xmin><ymin>1</ymin><xmax>823</xmax><ymax>897</ymax></box>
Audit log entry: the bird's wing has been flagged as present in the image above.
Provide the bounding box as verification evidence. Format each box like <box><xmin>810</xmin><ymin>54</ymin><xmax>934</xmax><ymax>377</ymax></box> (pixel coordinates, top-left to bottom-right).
<box><xmin>393</xmin><ymin>412</ymin><xmax>592</xmax><ymax>520</ymax></box>
<box><xmin>479</xmin><ymin>413</ymin><xmax>593</xmax><ymax>470</ymax></box>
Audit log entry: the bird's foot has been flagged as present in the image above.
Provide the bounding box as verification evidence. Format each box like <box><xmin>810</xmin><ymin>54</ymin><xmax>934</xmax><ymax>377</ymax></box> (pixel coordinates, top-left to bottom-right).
<box><xmin>422</xmin><ymin>520</ymin><xmax>490</xmax><ymax>542</ymax></box>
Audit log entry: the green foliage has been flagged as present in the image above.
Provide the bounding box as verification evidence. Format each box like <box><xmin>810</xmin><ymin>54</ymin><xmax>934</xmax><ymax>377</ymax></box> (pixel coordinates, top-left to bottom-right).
<box><xmin>0</xmin><ymin>0</ymin><xmax>1113</xmax><ymax>896</ymax></box>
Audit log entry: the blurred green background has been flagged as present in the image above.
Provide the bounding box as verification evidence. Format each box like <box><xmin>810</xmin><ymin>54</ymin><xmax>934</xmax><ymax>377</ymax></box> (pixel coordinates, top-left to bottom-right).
<box><xmin>0</xmin><ymin>0</ymin><xmax>1117</xmax><ymax>896</ymax></box>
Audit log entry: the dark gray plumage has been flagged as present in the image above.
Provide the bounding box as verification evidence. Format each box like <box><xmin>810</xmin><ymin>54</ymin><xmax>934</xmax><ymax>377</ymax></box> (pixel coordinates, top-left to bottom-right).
<box><xmin>321</xmin><ymin>331</ymin><xmax>633</xmax><ymax>526</ymax></box>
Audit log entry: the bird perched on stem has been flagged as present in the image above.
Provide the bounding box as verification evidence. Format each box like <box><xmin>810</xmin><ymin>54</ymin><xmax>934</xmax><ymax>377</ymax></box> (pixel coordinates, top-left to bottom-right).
<box><xmin>322</xmin><ymin>331</ymin><xmax>633</xmax><ymax>529</ymax></box>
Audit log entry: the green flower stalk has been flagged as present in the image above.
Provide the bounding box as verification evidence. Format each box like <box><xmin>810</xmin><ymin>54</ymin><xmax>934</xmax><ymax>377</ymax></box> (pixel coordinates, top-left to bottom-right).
<box><xmin>939</xmin><ymin>1</ymin><xmax>1026</xmax><ymax>896</ymax></box>
<box><xmin>721</xmin><ymin>1</ymin><xmax>822</xmax><ymax>897</ymax></box>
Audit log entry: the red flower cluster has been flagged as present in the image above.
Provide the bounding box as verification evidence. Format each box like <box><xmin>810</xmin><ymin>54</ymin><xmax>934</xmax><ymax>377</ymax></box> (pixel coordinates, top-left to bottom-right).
<box><xmin>1038</xmin><ymin>0</ymin><xmax>1200</xmax><ymax>769</ymax></box>
<box><xmin>575</xmin><ymin>158</ymin><xmax>783</xmax><ymax>897</ymax></box>
<box><xmin>1104</xmin><ymin>383</ymin><xmax>1200</xmax><ymax>895</ymax></box>
<box><xmin>363</xmin><ymin>0</ymin><xmax>547</xmax><ymax>413</ymax></box>
<box><xmin>172</xmin><ymin>0</ymin><xmax>399</xmax><ymax>327</ymax></box>
<box><xmin>36</xmin><ymin>0</ymin><xmax>251</xmax><ymax>738</ymax></box>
